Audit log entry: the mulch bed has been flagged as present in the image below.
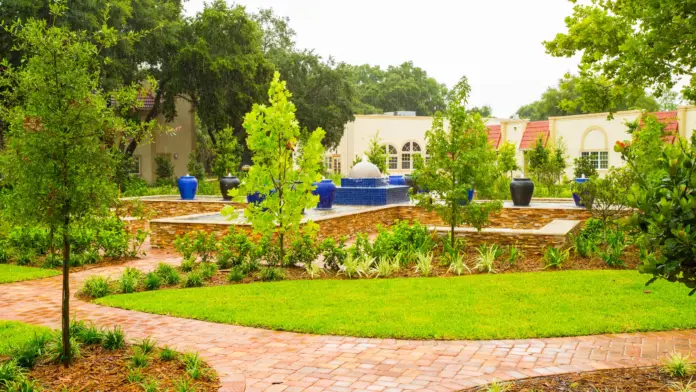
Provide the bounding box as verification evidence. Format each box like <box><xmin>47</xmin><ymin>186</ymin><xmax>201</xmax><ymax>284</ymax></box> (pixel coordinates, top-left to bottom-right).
<box><xmin>26</xmin><ymin>344</ymin><xmax>219</xmax><ymax>391</ymax></box>
<box><xmin>464</xmin><ymin>366</ymin><xmax>688</xmax><ymax>391</ymax></box>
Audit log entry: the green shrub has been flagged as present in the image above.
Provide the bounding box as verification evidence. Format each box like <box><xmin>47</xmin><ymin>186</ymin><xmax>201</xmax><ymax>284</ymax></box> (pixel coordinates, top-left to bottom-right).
<box><xmin>259</xmin><ymin>267</ymin><xmax>286</xmax><ymax>282</ymax></box>
<box><xmin>46</xmin><ymin>333</ymin><xmax>80</xmax><ymax>363</ymax></box>
<box><xmin>16</xmin><ymin>253</ymin><xmax>34</xmax><ymax>266</ymax></box>
<box><xmin>140</xmin><ymin>379</ymin><xmax>160</xmax><ymax>392</ymax></box>
<box><xmin>154</xmin><ymin>263</ymin><xmax>181</xmax><ymax>285</ymax></box>
<box><xmin>340</xmin><ymin>254</ymin><xmax>360</xmax><ymax>279</ymax></box>
<box><xmin>159</xmin><ymin>346</ymin><xmax>177</xmax><ymax>361</ymax></box>
<box><xmin>372</xmin><ymin>220</ymin><xmax>435</xmax><ymax>260</ymax></box>
<box><xmin>127</xmin><ymin>368</ymin><xmax>145</xmax><ymax>384</ymax></box>
<box><xmin>193</xmin><ymin>231</ymin><xmax>217</xmax><ymax>263</ymax></box>
<box><xmin>198</xmin><ymin>262</ymin><xmax>218</xmax><ymax>281</ymax></box>
<box><xmin>9</xmin><ymin>334</ymin><xmax>50</xmax><ymax>368</ymax></box>
<box><xmin>80</xmin><ymin>248</ymin><xmax>101</xmax><ymax>265</ymax></box>
<box><xmin>154</xmin><ymin>155</ymin><xmax>175</xmax><ymax>186</ymax></box>
<box><xmin>96</xmin><ymin>217</ymin><xmax>130</xmax><ymax>258</ymax></box>
<box><xmin>506</xmin><ymin>245</ymin><xmax>523</xmax><ymax>266</ymax></box>
<box><xmin>447</xmin><ymin>253</ymin><xmax>470</xmax><ymax>276</ymax></box>
<box><xmin>597</xmin><ymin>228</ymin><xmax>627</xmax><ymax>267</ymax></box>
<box><xmin>372</xmin><ymin>256</ymin><xmax>396</xmax><ymax>278</ymax></box>
<box><xmin>180</xmin><ymin>258</ymin><xmax>195</xmax><ymax>273</ymax></box>
<box><xmin>0</xmin><ymin>360</ymin><xmax>25</xmax><ymax>387</ymax></box>
<box><xmin>102</xmin><ymin>326</ymin><xmax>125</xmax><ymax>350</ymax></box>
<box><xmin>129</xmin><ymin>348</ymin><xmax>149</xmax><ymax>368</ymax></box>
<box><xmin>174</xmin><ymin>377</ymin><xmax>195</xmax><ymax>392</ymax></box>
<box><xmin>119</xmin><ymin>274</ymin><xmax>139</xmax><ymax>294</ymax></box>
<box><xmin>144</xmin><ymin>272</ymin><xmax>161</xmax><ymax>291</ymax></box>
<box><xmin>304</xmin><ymin>262</ymin><xmax>323</xmax><ymax>279</ymax></box>
<box><xmin>137</xmin><ymin>337</ymin><xmax>156</xmax><ymax>354</ymax></box>
<box><xmin>239</xmin><ymin>259</ymin><xmax>259</xmax><ymax>275</ymax></box>
<box><xmin>475</xmin><ymin>245</ymin><xmax>499</xmax><ymax>273</ymax></box>
<box><xmin>41</xmin><ymin>253</ymin><xmax>62</xmax><ymax>268</ymax></box>
<box><xmin>662</xmin><ymin>352</ymin><xmax>694</xmax><ymax>377</ymax></box>
<box><xmin>82</xmin><ymin>276</ymin><xmax>111</xmax><ymax>299</ymax></box>
<box><xmin>320</xmin><ymin>237</ymin><xmax>347</xmax><ymax>271</ymax></box>
<box><xmin>182</xmin><ymin>352</ymin><xmax>206</xmax><ymax>380</ymax></box>
<box><xmin>0</xmin><ymin>244</ymin><xmax>10</xmax><ymax>263</ymax></box>
<box><xmin>414</xmin><ymin>252</ymin><xmax>434</xmax><ymax>277</ymax></box>
<box><xmin>173</xmin><ymin>232</ymin><xmax>196</xmax><ymax>261</ymax></box>
<box><xmin>348</xmin><ymin>233</ymin><xmax>372</xmax><ymax>259</ymax></box>
<box><xmin>570</xmin><ymin>233</ymin><xmax>596</xmax><ymax>258</ymax></box>
<box><xmin>184</xmin><ymin>272</ymin><xmax>203</xmax><ymax>288</ymax></box>
<box><xmin>357</xmin><ymin>255</ymin><xmax>375</xmax><ymax>277</ymax></box>
<box><xmin>227</xmin><ymin>267</ymin><xmax>246</xmax><ymax>283</ymax></box>
<box><xmin>286</xmin><ymin>233</ymin><xmax>319</xmax><ymax>267</ymax></box>
<box><xmin>4</xmin><ymin>377</ymin><xmax>42</xmax><ymax>391</ymax></box>
<box><xmin>217</xmin><ymin>229</ymin><xmax>254</xmax><ymax>268</ymax></box>
<box><xmin>73</xmin><ymin>322</ymin><xmax>103</xmax><ymax>345</ymax></box>
<box><xmin>543</xmin><ymin>247</ymin><xmax>570</xmax><ymax>269</ymax></box>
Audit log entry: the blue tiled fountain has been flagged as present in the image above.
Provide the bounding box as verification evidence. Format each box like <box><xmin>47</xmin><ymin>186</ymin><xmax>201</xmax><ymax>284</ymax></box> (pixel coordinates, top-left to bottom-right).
<box><xmin>334</xmin><ymin>161</ymin><xmax>410</xmax><ymax>206</ymax></box>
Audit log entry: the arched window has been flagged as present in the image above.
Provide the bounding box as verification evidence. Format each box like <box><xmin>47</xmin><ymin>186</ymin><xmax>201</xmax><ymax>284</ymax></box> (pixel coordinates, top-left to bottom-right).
<box><xmin>384</xmin><ymin>144</ymin><xmax>398</xmax><ymax>170</ymax></box>
<box><xmin>401</xmin><ymin>141</ymin><xmax>422</xmax><ymax>170</ymax></box>
<box><xmin>581</xmin><ymin>128</ymin><xmax>609</xmax><ymax>171</ymax></box>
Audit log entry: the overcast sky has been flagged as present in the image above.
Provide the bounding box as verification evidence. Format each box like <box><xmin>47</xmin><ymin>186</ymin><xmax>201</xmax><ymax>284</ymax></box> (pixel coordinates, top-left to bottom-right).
<box><xmin>184</xmin><ymin>0</ymin><xmax>581</xmax><ymax>118</ymax></box>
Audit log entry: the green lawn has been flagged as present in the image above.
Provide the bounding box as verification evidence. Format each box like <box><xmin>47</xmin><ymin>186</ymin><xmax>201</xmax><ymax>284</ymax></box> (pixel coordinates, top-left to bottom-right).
<box><xmin>97</xmin><ymin>270</ymin><xmax>696</xmax><ymax>340</ymax></box>
<box><xmin>0</xmin><ymin>321</ymin><xmax>51</xmax><ymax>355</ymax></box>
<box><xmin>0</xmin><ymin>264</ymin><xmax>60</xmax><ymax>284</ymax></box>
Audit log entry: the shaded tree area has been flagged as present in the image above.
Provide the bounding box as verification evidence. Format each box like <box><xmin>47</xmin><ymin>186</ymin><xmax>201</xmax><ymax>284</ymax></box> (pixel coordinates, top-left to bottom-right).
<box><xmin>341</xmin><ymin>62</ymin><xmax>448</xmax><ymax>116</ymax></box>
<box><xmin>516</xmin><ymin>74</ymin><xmax>660</xmax><ymax>121</ymax></box>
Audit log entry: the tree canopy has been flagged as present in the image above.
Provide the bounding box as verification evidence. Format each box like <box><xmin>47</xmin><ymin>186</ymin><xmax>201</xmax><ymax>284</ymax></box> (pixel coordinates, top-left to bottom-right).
<box><xmin>342</xmin><ymin>62</ymin><xmax>448</xmax><ymax>116</ymax></box>
<box><xmin>516</xmin><ymin>74</ymin><xmax>660</xmax><ymax>121</ymax></box>
<box><xmin>544</xmin><ymin>0</ymin><xmax>696</xmax><ymax>104</ymax></box>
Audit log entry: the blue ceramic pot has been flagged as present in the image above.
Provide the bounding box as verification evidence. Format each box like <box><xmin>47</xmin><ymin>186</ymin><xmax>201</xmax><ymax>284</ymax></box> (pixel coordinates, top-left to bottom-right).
<box><xmin>458</xmin><ymin>190</ymin><xmax>476</xmax><ymax>206</ymax></box>
<box><xmin>388</xmin><ymin>175</ymin><xmax>406</xmax><ymax>186</ymax></box>
<box><xmin>246</xmin><ymin>192</ymin><xmax>266</xmax><ymax>205</ymax></box>
<box><xmin>177</xmin><ymin>175</ymin><xmax>198</xmax><ymax>200</ymax></box>
<box><xmin>572</xmin><ymin>178</ymin><xmax>590</xmax><ymax>207</ymax></box>
<box><xmin>313</xmin><ymin>179</ymin><xmax>337</xmax><ymax>209</ymax></box>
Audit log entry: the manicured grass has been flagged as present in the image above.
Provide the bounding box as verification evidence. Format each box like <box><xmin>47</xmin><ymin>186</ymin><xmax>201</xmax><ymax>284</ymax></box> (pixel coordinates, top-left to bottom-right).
<box><xmin>97</xmin><ymin>270</ymin><xmax>696</xmax><ymax>340</ymax></box>
<box><xmin>0</xmin><ymin>321</ymin><xmax>51</xmax><ymax>355</ymax></box>
<box><xmin>0</xmin><ymin>264</ymin><xmax>60</xmax><ymax>284</ymax></box>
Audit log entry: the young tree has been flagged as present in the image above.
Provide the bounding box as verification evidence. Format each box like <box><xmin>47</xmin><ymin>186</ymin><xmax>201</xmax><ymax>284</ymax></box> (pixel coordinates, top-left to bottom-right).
<box><xmin>411</xmin><ymin>76</ymin><xmax>502</xmax><ymax>249</ymax></box>
<box><xmin>212</xmin><ymin>127</ymin><xmax>242</xmax><ymax>178</ymax></box>
<box><xmin>0</xmin><ymin>9</ymin><xmax>148</xmax><ymax>365</ymax></box>
<box><xmin>527</xmin><ymin>137</ymin><xmax>568</xmax><ymax>195</ymax></box>
<box><xmin>365</xmin><ymin>131</ymin><xmax>387</xmax><ymax>174</ymax></box>
<box><xmin>226</xmin><ymin>72</ymin><xmax>325</xmax><ymax>263</ymax></box>
<box><xmin>572</xmin><ymin>156</ymin><xmax>597</xmax><ymax>179</ymax></box>
<box><xmin>497</xmin><ymin>142</ymin><xmax>519</xmax><ymax>179</ymax></box>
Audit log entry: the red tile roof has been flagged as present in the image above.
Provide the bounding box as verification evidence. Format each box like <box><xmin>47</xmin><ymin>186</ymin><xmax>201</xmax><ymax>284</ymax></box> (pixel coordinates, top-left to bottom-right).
<box><xmin>487</xmin><ymin>125</ymin><xmax>502</xmax><ymax>149</ymax></box>
<box><xmin>646</xmin><ymin>111</ymin><xmax>679</xmax><ymax>144</ymax></box>
<box><xmin>519</xmin><ymin>121</ymin><xmax>550</xmax><ymax>150</ymax></box>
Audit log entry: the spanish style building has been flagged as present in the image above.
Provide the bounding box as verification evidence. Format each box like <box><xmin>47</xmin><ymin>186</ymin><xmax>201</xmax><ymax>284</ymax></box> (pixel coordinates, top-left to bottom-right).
<box><xmin>327</xmin><ymin>106</ymin><xmax>696</xmax><ymax>179</ymax></box>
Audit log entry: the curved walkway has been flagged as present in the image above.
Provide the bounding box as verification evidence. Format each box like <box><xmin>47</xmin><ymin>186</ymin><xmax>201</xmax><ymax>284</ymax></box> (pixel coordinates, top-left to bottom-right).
<box><xmin>2</xmin><ymin>253</ymin><xmax>695</xmax><ymax>392</ymax></box>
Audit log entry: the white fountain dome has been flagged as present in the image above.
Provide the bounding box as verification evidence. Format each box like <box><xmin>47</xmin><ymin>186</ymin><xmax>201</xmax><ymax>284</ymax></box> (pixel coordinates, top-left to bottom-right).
<box><xmin>348</xmin><ymin>161</ymin><xmax>382</xmax><ymax>179</ymax></box>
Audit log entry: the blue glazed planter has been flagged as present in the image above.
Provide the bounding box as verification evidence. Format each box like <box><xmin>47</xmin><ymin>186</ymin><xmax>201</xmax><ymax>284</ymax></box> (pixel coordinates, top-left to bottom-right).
<box><xmin>313</xmin><ymin>179</ymin><xmax>337</xmax><ymax>209</ymax></box>
<box><xmin>246</xmin><ymin>192</ymin><xmax>266</xmax><ymax>205</ymax></box>
<box><xmin>458</xmin><ymin>190</ymin><xmax>476</xmax><ymax>206</ymax></box>
<box><xmin>388</xmin><ymin>175</ymin><xmax>406</xmax><ymax>186</ymax></box>
<box><xmin>573</xmin><ymin>178</ymin><xmax>590</xmax><ymax>207</ymax></box>
<box><xmin>177</xmin><ymin>175</ymin><xmax>198</xmax><ymax>200</ymax></box>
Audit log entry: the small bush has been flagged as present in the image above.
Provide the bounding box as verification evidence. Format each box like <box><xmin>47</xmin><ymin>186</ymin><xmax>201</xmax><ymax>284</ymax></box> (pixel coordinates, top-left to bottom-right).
<box><xmin>320</xmin><ymin>237</ymin><xmax>347</xmax><ymax>271</ymax></box>
<box><xmin>597</xmin><ymin>228</ymin><xmax>627</xmax><ymax>267</ymax></box>
<box><xmin>543</xmin><ymin>247</ymin><xmax>570</xmax><ymax>269</ymax></box>
<box><xmin>141</xmin><ymin>378</ymin><xmax>160</xmax><ymax>392</ymax></box>
<box><xmin>129</xmin><ymin>348</ymin><xmax>149</xmax><ymax>368</ymax></box>
<box><xmin>414</xmin><ymin>252</ymin><xmax>434</xmax><ymax>277</ymax></box>
<box><xmin>477</xmin><ymin>380</ymin><xmax>512</xmax><ymax>392</ymax></box>
<box><xmin>73</xmin><ymin>322</ymin><xmax>103</xmax><ymax>345</ymax></box>
<box><xmin>46</xmin><ymin>333</ymin><xmax>80</xmax><ymax>363</ymax></box>
<box><xmin>506</xmin><ymin>244</ymin><xmax>523</xmax><ymax>266</ymax></box>
<box><xmin>286</xmin><ymin>233</ymin><xmax>319</xmax><ymax>267</ymax></box>
<box><xmin>155</xmin><ymin>263</ymin><xmax>181</xmax><ymax>285</ymax></box>
<box><xmin>475</xmin><ymin>245</ymin><xmax>498</xmax><ymax>273</ymax></box>
<box><xmin>217</xmin><ymin>229</ymin><xmax>255</xmax><ymax>268</ymax></box>
<box><xmin>357</xmin><ymin>255</ymin><xmax>375</xmax><ymax>278</ymax></box>
<box><xmin>193</xmin><ymin>231</ymin><xmax>217</xmax><ymax>263</ymax></box>
<box><xmin>304</xmin><ymin>262</ymin><xmax>323</xmax><ymax>279</ymax></box>
<box><xmin>0</xmin><ymin>244</ymin><xmax>9</xmax><ymax>264</ymax></box>
<box><xmin>348</xmin><ymin>233</ymin><xmax>372</xmax><ymax>259</ymax></box>
<box><xmin>180</xmin><ymin>258</ymin><xmax>195</xmax><ymax>273</ymax></box>
<box><xmin>447</xmin><ymin>253</ymin><xmax>470</xmax><ymax>276</ymax></box>
<box><xmin>119</xmin><ymin>273</ymin><xmax>139</xmax><ymax>294</ymax></box>
<box><xmin>82</xmin><ymin>276</ymin><xmax>111</xmax><ymax>299</ymax></box>
<box><xmin>173</xmin><ymin>233</ymin><xmax>196</xmax><ymax>261</ymax></box>
<box><xmin>174</xmin><ymin>377</ymin><xmax>195</xmax><ymax>392</ymax></box>
<box><xmin>667</xmin><ymin>379</ymin><xmax>696</xmax><ymax>392</ymax></box>
<box><xmin>127</xmin><ymin>368</ymin><xmax>145</xmax><ymax>384</ymax></box>
<box><xmin>182</xmin><ymin>352</ymin><xmax>207</xmax><ymax>380</ymax></box>
<box><xmin>198</xmin><ymin>262</ymin><xmax>218</xmax><ymax>281</ymax></box>
<box><xmin>144</xmin><ymin>272</ymin><xmax>161</xmax><ymax>291</ymax></box>
<box><xmin>571</xmin><ymin>233</ymin><xmax>596</xmax><ymax>258</ymax></box>
<box><xmin>159</xmin><ymin>346</ymin><xmax>177</xmax><ymax>361</ymax></box>
<box><xmin>102</xmin><ymin>326</ymin><xmax>126</xmax><ymax>350</ymax></box>
<box><xmin>340</xmin><ymin>253</ymin><xmax>360</xmax><ymax>279</ymax></box>
<box><xmin>137</xmin><ymin>337</ymin><xmax>156</xmax><ymax>354</ymax></box>
<box><xmin>662</xmin><ymin>351</ymin><xmax>694</xmax><ymax>377</ymax></box>
<box><xmin>16</xmin><ymin>253</ymin><xmax>34</xmax><ymax>266</ymax></box>
<box><xmin>259</xmin><ymin>267</ymin><xmax>286</xmax><ymax>282</ymax></box>
<box><xmin>0</xmin><ymin>360</ymin><xmax>25</xmax><ymax>386</ymax></box>
<box><xmin>372</xmin><ymin>256</ymin><xmax>396</xmax><ymax>278</ymax></box>
<box><xmin>9</xmin><ymin>334</ymin><xmax>50</xmax><ymax>368</ymax></box>
<box><xmin>227</xmin><ymin>267</ymin><xmax>246</xmax><ymax>283</ymax></box>
<box><xmin>239</xmin><ymin>259</ymin><xmax>259</xmax><ymax>275</ymax></box>
<box><xmin>184</xmin><ymin>272</ymin><xmax>203</xmax><ymax>288</ymax></box>
<box><xmin>5</xmin><ymin>377</ymin><xmax>42</xmax><ymax>391</ymax></box>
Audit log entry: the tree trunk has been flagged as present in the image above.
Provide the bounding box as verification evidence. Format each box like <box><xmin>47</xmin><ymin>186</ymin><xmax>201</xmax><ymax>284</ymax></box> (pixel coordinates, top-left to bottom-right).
<box><xmin>61</xmin><ymin>217</ymin><xmax>71</xmax><ymax>367</ymax></box>
<box><xmin>279</xmin><ymin>231</ymin><xmax>284</xmax><ymax>266</ymax></box>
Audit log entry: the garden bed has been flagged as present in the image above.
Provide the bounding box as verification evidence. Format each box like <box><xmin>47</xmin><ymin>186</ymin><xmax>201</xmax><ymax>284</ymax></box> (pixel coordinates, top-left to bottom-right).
<box><xmin>466</xmin><ymin>365</ymin><xmax>688</xmax><ymax>391</ymax></box>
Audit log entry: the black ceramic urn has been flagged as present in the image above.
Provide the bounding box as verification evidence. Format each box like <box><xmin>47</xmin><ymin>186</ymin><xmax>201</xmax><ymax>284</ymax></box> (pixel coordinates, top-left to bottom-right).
<box><xmin>219</xmin><ymin>175</ymin><xmax>241</xmax><ymax>201</ymax></box>
<box><xmin>510</xmin><ymin>178</ymin><xmax>534</xmax><ymax>206</ymax></box>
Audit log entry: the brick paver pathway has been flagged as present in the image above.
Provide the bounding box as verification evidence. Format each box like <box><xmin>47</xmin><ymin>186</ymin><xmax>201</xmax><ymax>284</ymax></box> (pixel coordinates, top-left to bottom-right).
<box><xmin>2</xmin><ymin>252</ymin><xmax>694</xmax><ymax>392</ymax></box>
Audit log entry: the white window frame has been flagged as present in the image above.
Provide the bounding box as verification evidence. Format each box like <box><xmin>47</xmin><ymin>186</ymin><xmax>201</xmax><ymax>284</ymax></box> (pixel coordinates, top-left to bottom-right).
<box><xmin>401</xmin><ymin>141</ymin><xmax>422</xmax><ymax>170</ymax></box>
<box><xmin>129</xmin><ymin>156</ymin><xmax>142</xmax><ymax>177</ymax></box>
<box><xmin>385</xmin><ymin>144</ymin><xmax>398</xmax><ymax>170</ymax></box>
<box><xmin>581</xmin><ymin>151</ymin><xmax>609</xmax><ymax>170</ymax></box>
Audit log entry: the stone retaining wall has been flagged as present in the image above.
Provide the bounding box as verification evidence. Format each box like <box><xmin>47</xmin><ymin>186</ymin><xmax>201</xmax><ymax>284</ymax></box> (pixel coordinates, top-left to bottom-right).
<box><xmin>118</xmin><ymin>197</ymin><xmax>243</xmax><ymax>219</ymax></box>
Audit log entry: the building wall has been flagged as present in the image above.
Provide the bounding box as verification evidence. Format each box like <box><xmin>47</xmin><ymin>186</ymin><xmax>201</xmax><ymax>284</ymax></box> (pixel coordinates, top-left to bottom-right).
<box><xmin>332</xmin><ymin>106</ymin><xmax>696</xmax><ymax>179</ymax></box>
<box><xmin>133</xmin><ymin>97</ymin><xmax>196</xmax><ymax>184</ymax></box>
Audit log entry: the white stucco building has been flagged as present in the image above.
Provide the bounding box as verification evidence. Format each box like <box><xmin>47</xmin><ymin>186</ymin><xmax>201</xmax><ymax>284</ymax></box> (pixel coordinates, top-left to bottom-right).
<box><xmin>327</xmin><ymin>106</ymin><xmax>696</xmax><ymax>179</ymax></box>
